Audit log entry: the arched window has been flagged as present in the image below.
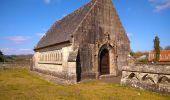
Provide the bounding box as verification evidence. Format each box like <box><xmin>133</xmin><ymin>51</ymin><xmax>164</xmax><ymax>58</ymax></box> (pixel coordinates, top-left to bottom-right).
<box><xmin>60</xmin><ymin>51</ymin><xmax>63</xmax><ymax>61</ymax></box>
<box><xmin>45</xmin><ymin>53</ymin><xmax>47</xmax><ymax>61</ymax></box>
<box><xmin>52</xmin><ymin>52</ymin><xmax>55</xmax><ymax>61</ymax></box>
<box><xmin>43</xmin><ymin>54</ymin><xmax>45</xmax><ymax>61</ymax></box>
<box><xmin>41</xmin><ymin>54</ymin><xmax>43</xmax><ymax>61</ymax></box>
<box><xmin>46</xmin><ymin>53</ymin><xmax>48</xmax><ymax>61</ymax></box>
<box><xmin>53</xmin><ymin>52</ymin><xmax>56</xmax><ymax>61</ymax></box>
<box><xmin>54</xmin><ymin>53</ymin><xmax>55</xmax><ymax>61</ymax></box>
<box><xmin>55</xmin><ymin>52</ymin><xmax>57</xmax><ymax>61</ymax></box>
<box><xmin>58</xmin><ymin>51</ymin><xmax>61</xmax><ymax>61</ymax></box>
<box><xmin>44</xmin><ymin>54</ymin><xmax>45</xmax><ymax>61</ymax></box>
<box><xmin>42</xmin><ymin>54</ymin><xmax>43</xmax><ymax>61</ymax></box>
<box><xmin>51</xmin><ymin>53</ymin><xmax>53</xmax><ymax>61</ymax></box>
<box><xmin>50</xmin><ymin>53</ymin><xmax>52</xmax><ymax>61</ymax></box>
<box><xmin>48</xmin><ymin>53</ymin><xmax>50</xmax><ymax>61</ymax></box>
<box><xmin>57</xmin><ymin>51</ymin><xmax>59</xmax><ymax>61</ymax></box>
<box><xmin>39</xmin><ymin>54</ymin><xmax>41</xmax><ymax>61</ymax></box>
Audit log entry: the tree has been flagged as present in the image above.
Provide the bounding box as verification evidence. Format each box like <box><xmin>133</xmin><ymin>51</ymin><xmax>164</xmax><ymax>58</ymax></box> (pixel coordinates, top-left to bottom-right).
<box><xmin>154</xmin><ymin>36</ymin><xmax>160</xmax><ymax>62</ymax></box>
<box><xmin>130</xmin><ymin>50</ymin><xmax>135</xmax><ymax>57</ymax></box>
<box><xmin>0</xmin><ymin>50</ymin><xmax>4</xmax><ymax>62</ymax></box>
<box><xmin>0</xmin><ymin>50</ymin><xmax>3</xmax><ymax>56</ymax></box>
<box><xmin>165</xmin><ymin>45</ymin><xmax>170</xmax><ymax>50</ymax></box>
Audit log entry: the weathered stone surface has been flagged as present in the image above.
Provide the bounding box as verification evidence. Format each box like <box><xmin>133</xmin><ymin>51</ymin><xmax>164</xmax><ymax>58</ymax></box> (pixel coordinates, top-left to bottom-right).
<box><xmin>122</xmin><ymin>65</ymin><xmax>170</xmax><ymax>75</ymax></box>
<box><xmin>121</xmin><ymin>65</ymin><xmax>170</xmax><ymax>95</ymax></box>
<box><xmin>34</xmin><ymin>67</ymin><xmax>77</xmax><ymax>83</ymax></box>
<box><xmin>32</xmin><ymin>0</ymin><xmax>130</xmax><ymax>83</ymax></box>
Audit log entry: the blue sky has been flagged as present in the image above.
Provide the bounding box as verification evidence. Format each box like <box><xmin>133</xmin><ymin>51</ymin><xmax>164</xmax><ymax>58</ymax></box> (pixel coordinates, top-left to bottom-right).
<box><xmin>0</xmin><ymin>0</ymin><xmax>170</xmax><ymax>55</ymax></box>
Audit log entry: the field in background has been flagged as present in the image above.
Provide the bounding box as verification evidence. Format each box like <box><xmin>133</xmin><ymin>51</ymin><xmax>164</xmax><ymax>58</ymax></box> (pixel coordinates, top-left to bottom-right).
<box><xmin>0</xmin><ymin>68</ymin><xmax>169</xmax><ymax>100</ymax></box>
<box><xmin>0</xmin><ymin>55</ymin><xmax>32</xmax><ymax>68</ymax></box>
<box><xmin>4</xmin><ymin>55</ymin><xmax>32</xmax><ymax>63</ymax></box>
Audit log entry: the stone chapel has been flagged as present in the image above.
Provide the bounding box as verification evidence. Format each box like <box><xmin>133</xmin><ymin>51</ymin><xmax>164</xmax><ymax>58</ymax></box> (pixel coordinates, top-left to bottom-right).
<box><xmin>32</xmin><ymin>0</ymin><xmax>130</xmax><ymax>83</ymax></box>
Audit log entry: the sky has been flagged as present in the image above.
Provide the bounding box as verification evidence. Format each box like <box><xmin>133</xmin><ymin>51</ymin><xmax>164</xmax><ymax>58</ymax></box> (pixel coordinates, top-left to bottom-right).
<box><xmin>0</xmin><ymin>0</ymin><xmax>170</xmax><ymax>55</ymax></box>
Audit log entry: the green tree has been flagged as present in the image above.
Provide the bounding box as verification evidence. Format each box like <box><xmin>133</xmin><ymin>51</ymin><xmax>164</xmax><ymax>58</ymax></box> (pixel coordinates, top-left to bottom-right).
<box><xmin>0</xmin><ymin>50</ymin><xmax>4</xmax><ymax>62</ymax></box>
<box><xmin>154</xmin><ymin>36</ymin><xmax>160</xmax><ymax>62</ymax></box>
<box><xmin>130</xmin><ymin>50</ymin><xmax>135</xmax><ymax>57</ymax></box>
<box><xmin>165</xmin><ymin>45</ymin><xmax>170</xmax><ymax>50</ymax></box>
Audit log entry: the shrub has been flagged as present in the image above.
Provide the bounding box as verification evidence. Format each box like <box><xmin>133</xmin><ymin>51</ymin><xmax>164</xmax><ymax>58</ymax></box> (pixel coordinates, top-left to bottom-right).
<box><xmin>0</xmin><ymin>50</ymin><xmax>4</xmax><ymax>62</ymax></box>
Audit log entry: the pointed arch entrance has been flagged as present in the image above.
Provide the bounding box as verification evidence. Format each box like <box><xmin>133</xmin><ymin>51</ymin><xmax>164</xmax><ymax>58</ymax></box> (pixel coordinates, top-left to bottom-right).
<box><xmin>98</xmin><ymin>43</ymin><xmax>118</xmax><ymax>77</ymax></box>
<box><xmin>99</xmin><ymin>48</ymin><xmax>110</xmax><ymax>75</ymax></box>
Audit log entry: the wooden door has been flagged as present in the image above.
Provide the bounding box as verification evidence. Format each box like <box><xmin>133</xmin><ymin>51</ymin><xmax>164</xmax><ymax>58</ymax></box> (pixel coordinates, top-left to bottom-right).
<box><xmin>100</xmin><ymin>49</ymin><xmax>110</xmax><ymax>75</ymax></box>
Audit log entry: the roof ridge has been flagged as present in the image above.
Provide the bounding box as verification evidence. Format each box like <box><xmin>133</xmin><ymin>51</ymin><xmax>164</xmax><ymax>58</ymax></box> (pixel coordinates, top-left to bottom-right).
<box><xmin>43</xmin><ymin>1</ymin><xmax>93</xmax><ymax>40</ymax></box>
<box><xmin>35</xmin><ymin>1</ymin><xmax>95</xmax><ymax>49</ymax></box>
<box><xmin>72</xmin><ymin>0</ymin><xmax>97</xmax><ymax>36</ymax></box>
<box><xmin>54</xmin><ymin>1</ymin><xmax>92</xmax><ymax>26</ymax></box>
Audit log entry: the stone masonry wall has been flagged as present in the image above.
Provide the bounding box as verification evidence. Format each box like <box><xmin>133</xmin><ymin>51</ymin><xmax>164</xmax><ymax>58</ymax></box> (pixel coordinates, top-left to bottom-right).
<box><xmin>73</xmin><ymin>0</ymin><xmax>130</xmax><ymax>79</ymax></box>
<box><xmin>32</xmin><ymin>44</ymin><xmax>77</xmax><ymax>83</ymax></box>
<box><xmin>121</xmin><ymin>64</ymin><xmax>170</xmax><ymax>95</ymax></box>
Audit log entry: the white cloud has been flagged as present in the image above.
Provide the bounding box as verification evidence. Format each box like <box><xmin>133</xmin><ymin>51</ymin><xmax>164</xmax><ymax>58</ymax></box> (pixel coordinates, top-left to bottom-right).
<box><xmin>19</xmin><ymin>49</ymin><xmax>32</xmax><ymax>51</ymax></box>
<box><xmin>36</xmin><ymin>32</ymin><xmax>45</xmax><ymax>37</ymax></box>
<box><xmin>43</xmin><ymin>0</ymin><xmax>61</xmax><ymax>4</ymax></box>
<box><xmin>155</xmin><ymin>1</ymin><xmax>170</xmax><ymax>11</ymax></box>
<box><xmin>0</xmin><ymin>48</ymin><xmax>33</xmax><ymax>55</ymax></box>
<box><xmin>0</xmin><ymin>48</ymin><xmax>14</xmax><ymax>52</ymax></box>
<box><xmin>44</xmin><ymin>0</ymin><xmax>51</xmax><ymax>4</ymax></box>
<box><xmin>149</xmin><ymin>0</ymin><xmax>170</xmax><ymax>12</ymax></box>
<box><xmin>3</xmin><ymin>36</ymin><xmax>30</xmax><ymax>43</ymax></box>
<box><xmin>127</xmin><ymin>32</ymin><xmax>133</xmax><ymax>38</ymax></box>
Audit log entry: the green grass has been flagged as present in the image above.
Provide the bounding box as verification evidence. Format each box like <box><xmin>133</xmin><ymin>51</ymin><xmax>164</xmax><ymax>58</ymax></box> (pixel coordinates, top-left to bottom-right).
<box><xmin>0</xmin><ymin>68</ymin><xmax>170</xmax><ymax>100</ymax></box>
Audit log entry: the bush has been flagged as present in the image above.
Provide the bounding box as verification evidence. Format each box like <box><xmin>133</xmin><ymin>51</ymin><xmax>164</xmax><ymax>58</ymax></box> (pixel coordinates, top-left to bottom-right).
<box><xmin>130</xmin><ymin>51</ymin><xmax>135</xmax><ymax>57</ymax></box>
<box><xmin>0</xmin><ymin>50</ymin><xmax>4</xmax><ymax>62</ymax></box>
<box><xmin>136</xmin><ymin>58</ymin><xmax>148</xmax><ymax>63</ymax></box>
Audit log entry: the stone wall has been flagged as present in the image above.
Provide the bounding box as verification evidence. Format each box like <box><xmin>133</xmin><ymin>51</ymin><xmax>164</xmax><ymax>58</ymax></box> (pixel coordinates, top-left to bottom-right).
<box><xmin>73</xmin><ymin>0</ymin><xmax>130</xmax><ymax>78</ymax></box>
<box><xmin>32</xmin><ymin>0</ymin><xmax>130</xmax><ymax>83</ymax></box>
<box><xmin>121</xmin><ymin>64</ymin><xmax>170</xmax><ymax>95</ymax></box>
<box><xmin>32</xmin><ymin>44</ymin><xmax>77</xmax><ymax>83</ymax></box>
<box><xmin>0</xmin><ymin>63</ymin><xmax>30</xmax><ymax>69</ymax></box>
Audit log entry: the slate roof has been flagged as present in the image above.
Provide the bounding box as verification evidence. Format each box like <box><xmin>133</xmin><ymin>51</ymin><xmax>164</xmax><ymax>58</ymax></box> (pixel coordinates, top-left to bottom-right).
<box><xmin>35</xmin><ymin>1</ymin><xmax>95</xmax><ymax>50</ymax></box>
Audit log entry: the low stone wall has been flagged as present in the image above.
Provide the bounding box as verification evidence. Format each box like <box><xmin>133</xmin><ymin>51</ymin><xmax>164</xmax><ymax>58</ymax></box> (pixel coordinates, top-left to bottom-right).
<box><xmin>33</xmin><ymin>67</ymin><xmax>77</xmax><ymax>84</ymax></box>
<box><xmin>121</xmin><ymin>64</ymin><xmax>170</xmax><ymax>95</ymax></box>
<box><xmin>0</xmin><ymin>63</ymin><xmax>30</xmax><ymax>69</ymax></box>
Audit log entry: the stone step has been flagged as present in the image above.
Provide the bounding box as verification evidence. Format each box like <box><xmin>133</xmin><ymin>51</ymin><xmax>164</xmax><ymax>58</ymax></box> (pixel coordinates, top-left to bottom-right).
<box><xmin>99</xmin><ymin>75</ymin><xmax>122</xmax><ymax>84</ymax></box>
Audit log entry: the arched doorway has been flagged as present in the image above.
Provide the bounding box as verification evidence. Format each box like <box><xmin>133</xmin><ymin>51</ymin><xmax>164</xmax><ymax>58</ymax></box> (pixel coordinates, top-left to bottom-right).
<box><xmin>99</xmin><ymin>49</ymin><xmax>110</xmax><ymax>75</ymax></box>
<box><xmin>76</xmin><ymin>51</ymin><xmax>81</xmax><ymax>82</ymax></box>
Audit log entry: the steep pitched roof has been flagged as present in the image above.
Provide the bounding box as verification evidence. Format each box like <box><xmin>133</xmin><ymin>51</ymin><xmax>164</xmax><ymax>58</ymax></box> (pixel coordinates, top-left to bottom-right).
<box><xmin>35</xmin><ymin>1</ymin><xmax>95</xmax><ymax>50</ymax></box>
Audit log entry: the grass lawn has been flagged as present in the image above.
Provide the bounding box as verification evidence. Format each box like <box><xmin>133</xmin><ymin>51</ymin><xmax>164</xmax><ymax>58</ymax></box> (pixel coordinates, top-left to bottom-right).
<box><xmin>0</xmin><ymin>68</ymin><xmax>170</xmax><ymax>100</ymax></box>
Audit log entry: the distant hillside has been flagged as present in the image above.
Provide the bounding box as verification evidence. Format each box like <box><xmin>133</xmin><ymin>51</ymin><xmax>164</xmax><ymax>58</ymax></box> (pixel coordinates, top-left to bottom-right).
<box><xmin>4</xmin><ymin>54</ymin><xmax>33</xmax><ymax>64</ymax></box>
